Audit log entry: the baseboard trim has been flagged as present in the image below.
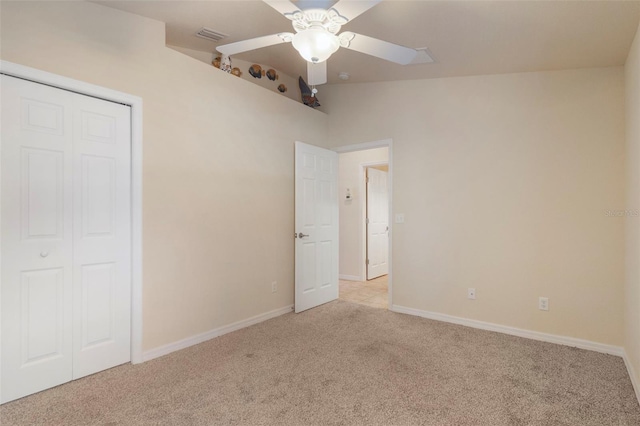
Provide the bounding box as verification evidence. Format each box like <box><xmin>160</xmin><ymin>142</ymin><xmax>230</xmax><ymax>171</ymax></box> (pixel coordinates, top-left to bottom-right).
<box><xmin>390</xmin><ymin>304</ymin><xmax>623</xmax><ymax>357</ymax></box>
<box><xmin>623</xmin><ymin>350</ymin><xmax>640</xmax><ymax>405</ymax></box>
<box><xmin>142</xmin><ymin>305</ymin><xmax>294</xmax><ymax>362</ymax></box>
<box><xmin>339</xmin><ymin>274</ymin><xmax>362</xmax><ymax>281</ymax></box>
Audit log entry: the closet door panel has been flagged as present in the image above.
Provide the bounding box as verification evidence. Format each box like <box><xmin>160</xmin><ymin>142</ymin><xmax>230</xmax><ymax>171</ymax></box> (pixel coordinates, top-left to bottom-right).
<box><xmin>1</xmin><ymin>75</ymin><xmax>74</xmax><ymax>404</ymax></box>
<box><xmin>72</xmin><ymin>94</ymin><xmax>131</xmax><ymax>379</ymax></box>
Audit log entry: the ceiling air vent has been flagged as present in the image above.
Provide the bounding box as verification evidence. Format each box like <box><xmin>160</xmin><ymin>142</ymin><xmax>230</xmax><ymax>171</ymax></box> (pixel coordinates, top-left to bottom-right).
<box><xmin>195</xmin><ymin>27</ymin><xmax>229</xmax><ymax>42</ymax></box>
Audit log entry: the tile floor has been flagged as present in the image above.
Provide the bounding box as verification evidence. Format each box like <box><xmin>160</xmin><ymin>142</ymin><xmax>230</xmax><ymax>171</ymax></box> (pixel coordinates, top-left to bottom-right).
<box><xmin>339</xmin><ymin>275</ymin><xmax>388</xmax><ymax>309</ymax></box>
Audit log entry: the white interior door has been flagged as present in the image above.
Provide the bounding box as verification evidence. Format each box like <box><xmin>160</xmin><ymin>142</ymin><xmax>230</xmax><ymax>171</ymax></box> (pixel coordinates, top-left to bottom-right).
<box><xmin>1</xmin><ymin>75</ymin><xmax>131</xmax><ymax>403</ymax></box>
<box><xmin>366</xmin><ymin>167</ymin><xmax>389</xmax><ymax>279</ymax></box>
<box><xmin>294</xmin><ymin>141</ymin><xmax>338</xmax><ymax>313</ymax></box>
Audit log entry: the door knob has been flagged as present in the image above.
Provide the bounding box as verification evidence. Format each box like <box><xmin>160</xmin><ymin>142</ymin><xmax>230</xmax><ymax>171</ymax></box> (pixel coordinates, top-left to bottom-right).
<box><xmin>40</xmin><ymin>251</ymin><xmax>49</xmax><ymax>258</ymax></box>
<box><xmin>297</xmin><ymin>233</ymin><xmax>309</xmax><ymax>239</ymax></box>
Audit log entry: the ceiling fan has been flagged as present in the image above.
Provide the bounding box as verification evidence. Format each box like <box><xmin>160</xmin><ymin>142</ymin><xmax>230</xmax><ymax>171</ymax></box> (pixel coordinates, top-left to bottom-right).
<box><xmin>216</xmin><ymin>0</ymin><xmax>432</xmax><ymax>86</ymax></box>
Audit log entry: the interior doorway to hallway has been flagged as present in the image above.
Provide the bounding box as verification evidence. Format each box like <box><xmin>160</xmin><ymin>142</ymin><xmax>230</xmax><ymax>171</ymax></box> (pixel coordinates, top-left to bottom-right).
<box><xmin>334</xmin><ymin>141</ymin><xmax>392</xmax><ymax>309</ymax></box>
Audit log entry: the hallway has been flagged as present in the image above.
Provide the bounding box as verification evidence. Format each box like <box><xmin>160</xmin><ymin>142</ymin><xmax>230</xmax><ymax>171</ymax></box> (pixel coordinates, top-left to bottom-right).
<box><xmin>338</xmin><ymin>275</ymin><xmax>388</xmax><ymax>309</ymax></box>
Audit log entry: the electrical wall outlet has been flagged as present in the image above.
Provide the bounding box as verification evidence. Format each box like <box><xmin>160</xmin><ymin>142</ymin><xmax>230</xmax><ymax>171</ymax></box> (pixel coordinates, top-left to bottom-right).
<box><xmin>539</xmin><ymin>297</ymin><xmax>549</xmax><ymax>311</ymax></box>
<box><xmin>468</xmin><ymin>288</ymin><xmax>476</xmax><ymax>300</ymax></box>
<box><xmin>271</xmin><ymin>281</ymin><xmax>277</xmax><ymax>293</ymax></box>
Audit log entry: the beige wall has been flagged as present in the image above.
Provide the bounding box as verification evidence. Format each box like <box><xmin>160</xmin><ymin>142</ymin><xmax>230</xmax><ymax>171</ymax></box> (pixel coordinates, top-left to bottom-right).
<box><xmin>0</xmin><ymin>1</ymin><xmax>328</xmax><ymax>351</ymax></box>
<box><xmin>0</xmin><ymin>0</ymin><xmax>632</xmax><ymax>359</ymax></box>
<box><xmin>625</xmin><ymin>21</ymin><xmax>640</xmax><ymax>392</ymax></box>
<box><xmin>338</xmin><ymin>147</ymin><xmax>389</xmax><ymax>279</ymax></box>
<box><xmin>323</xmin><ymin>67</ymin><xmax>626</xmax><ymax>346</ymax></box>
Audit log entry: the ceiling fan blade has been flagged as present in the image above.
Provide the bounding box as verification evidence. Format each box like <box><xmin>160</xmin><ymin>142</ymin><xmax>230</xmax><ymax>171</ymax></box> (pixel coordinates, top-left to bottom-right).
<box><xmin>263</xmin><ymin>1</ymin><xmax>301</xmax><ymax>18</ymax></box>
<box><xmin>410</xmin><ymin>49</ymin><xmax>435</xmax><ymax>65</ymax></box>
<box><xmin>216</xmin><ymin>33</ymin><xmax>293</xmax><ymax>56</ymax></box>
<box><xmin>307</xmin><ymin>61</ymin><xmax>327</xmax><ymax>86</ymax></box>
<box><xmin>330</xmin><ymin>0</ymin><xmax>381</xmax><ymax>22</ymax></box>
<box><xmin>343</xmin><ymin>33</ymin><xmax>417</xmax><ymax>65</ymax></box>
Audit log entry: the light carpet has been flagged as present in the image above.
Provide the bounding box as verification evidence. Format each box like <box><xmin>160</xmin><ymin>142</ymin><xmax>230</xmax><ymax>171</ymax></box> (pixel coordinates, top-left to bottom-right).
<box><xmin>1</xmin><ymin>300</ymin><xmax>639</xmax><ymax>425</ymax></box>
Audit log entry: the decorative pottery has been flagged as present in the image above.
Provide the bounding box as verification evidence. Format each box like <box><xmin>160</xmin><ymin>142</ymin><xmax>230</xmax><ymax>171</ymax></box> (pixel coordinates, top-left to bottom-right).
<box><xmin>231</xmin><ymin>67</ymin><xmax>242</xmax><ymax>77</ymax></box>
<box><xmin>212</xmin><ymin>56</ymin><xmax>221</xmax><ymax>69</ymax></box>
<box><xmin>266</xmin><ymin>69</ymin><xmax>279</xmax><ymax>81</ymax></box>
<box><xmin>249</xmin><ymin>64</ymin><xmax>265</xmax><ymax>79</ymax></box>
<box><xmin>220</xmin><ymin>55</ymin><xmax>232</xmax><ymax>73</ymax></box>
<box><xmin>277</xmin><ymin>84</ymin><xmax>287</xmax><ymax>93</ymax></box>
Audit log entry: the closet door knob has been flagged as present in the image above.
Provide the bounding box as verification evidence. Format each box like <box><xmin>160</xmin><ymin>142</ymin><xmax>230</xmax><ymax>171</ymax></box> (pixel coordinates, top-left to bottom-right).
<box><xmin>40</xmin><ymin>251</ymin><xmax>49</xmax><ymax>258</ymax></box>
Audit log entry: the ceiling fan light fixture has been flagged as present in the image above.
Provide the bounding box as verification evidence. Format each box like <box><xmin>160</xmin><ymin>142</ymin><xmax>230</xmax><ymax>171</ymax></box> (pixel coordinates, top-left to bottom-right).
<box><xmin>292</xmin><ymin>27</ymin><xmax>339</xmax><ymax>63</ymax></box>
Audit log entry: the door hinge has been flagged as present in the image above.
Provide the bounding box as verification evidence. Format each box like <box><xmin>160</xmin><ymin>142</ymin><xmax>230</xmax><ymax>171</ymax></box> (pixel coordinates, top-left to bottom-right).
<box><xmin>366</xmin><ymin>177</ymin><xmax>370</xmax><ymax>183</ymax></box>
<box><xmin>366</xmin><ymin>217</ymin><xmax>369</xmax><ymax>224</ymax></box>
<box><xmin>366</xmin><ymin>259</ymin><xmax>369</xmax><ymax>265</ymax></box>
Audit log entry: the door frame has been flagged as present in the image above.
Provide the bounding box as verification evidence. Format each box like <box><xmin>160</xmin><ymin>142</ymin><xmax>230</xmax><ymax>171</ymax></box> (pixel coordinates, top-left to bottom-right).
<box><xmin>363</xmin><ymin>162</ymin><xmax>389</xmax><ymax>281</ymax></box>
<box><xmin>0</xmin><ymin>60</ymin><xmax>144</xmax><ymax>403</ymax></box>
<box><xmin>334</xmin><ymin>139</ymin><xmax>393</xmax><ymax>307</ymax></box>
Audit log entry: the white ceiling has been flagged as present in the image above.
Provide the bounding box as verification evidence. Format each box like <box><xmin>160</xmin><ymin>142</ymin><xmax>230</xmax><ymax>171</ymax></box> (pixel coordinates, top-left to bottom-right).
<box><xmin>96</xmin><ymin>0</ymin><xmax>640</xmax><ymax>85</ymax></box>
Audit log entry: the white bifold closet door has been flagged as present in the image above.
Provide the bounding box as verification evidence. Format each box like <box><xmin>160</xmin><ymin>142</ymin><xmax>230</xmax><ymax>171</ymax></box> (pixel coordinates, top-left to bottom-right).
<box><xmin>1</xmin><ymin>75</ymin><xmax>131</xmax><ymax>403</ymax></box>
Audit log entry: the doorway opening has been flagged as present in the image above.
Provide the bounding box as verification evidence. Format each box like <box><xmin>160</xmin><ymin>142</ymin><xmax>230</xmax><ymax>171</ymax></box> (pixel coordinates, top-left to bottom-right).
<box><xmin>334</xmin><ymin>140</ymin><xmax>392</xmax><ymax>309</ymax></box>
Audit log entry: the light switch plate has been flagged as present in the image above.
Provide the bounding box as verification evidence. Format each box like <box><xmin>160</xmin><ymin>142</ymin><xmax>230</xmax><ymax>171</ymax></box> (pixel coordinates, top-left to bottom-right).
<box><xmin>539</xmin><ymin>297</ymin><xmax>549</xmax><ymax>311</ymax></box>
<box><xmin>395</xmin><ymin>213</ymin><xmax>405</xmax><ymax>224</ymax></box>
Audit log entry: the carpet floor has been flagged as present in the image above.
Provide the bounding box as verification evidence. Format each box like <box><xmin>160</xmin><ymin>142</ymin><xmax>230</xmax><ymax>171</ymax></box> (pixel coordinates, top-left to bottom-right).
<box><xmin>1</xmin><ymin>300</ymin><xmax>639</xmax><ymax>425</ymax></box>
